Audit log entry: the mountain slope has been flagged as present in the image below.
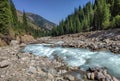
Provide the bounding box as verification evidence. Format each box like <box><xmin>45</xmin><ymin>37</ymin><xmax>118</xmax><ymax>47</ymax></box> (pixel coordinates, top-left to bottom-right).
<box><xmin>17</xmin><ymin>10</ymin><xmax>41</xmax><ymax>30</ymax></box>
<box><xmin>26</xmin><ymin>13</ymin><xmax>56</xmax><ymax>30</ymax></box>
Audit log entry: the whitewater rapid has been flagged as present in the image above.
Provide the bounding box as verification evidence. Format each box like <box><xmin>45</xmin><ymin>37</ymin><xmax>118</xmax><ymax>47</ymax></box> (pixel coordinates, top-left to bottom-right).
<box><xmin>23</xmin><ymin>44</ymin><xmax>120</xmax><ymax>78</ymax></box>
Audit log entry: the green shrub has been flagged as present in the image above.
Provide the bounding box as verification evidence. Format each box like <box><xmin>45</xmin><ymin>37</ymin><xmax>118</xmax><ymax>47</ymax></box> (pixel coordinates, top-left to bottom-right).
<box><xmin>111</xmin><ymin>15</ymin><xmax>120</xmax><ymax>28</ymax></box>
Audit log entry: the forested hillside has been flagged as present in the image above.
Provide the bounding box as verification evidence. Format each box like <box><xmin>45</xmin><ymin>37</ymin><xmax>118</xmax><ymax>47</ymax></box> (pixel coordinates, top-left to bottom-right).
<box><xmin>16</xmin><ymin>10</ymin><xmax>49</xmax><ymax>37</ymax></box>
<box><xmin>0</xmin><ymin>0</ymin><xmax>53</xmax><ymax>39</ymax></box>
<box><xmin>51</xmin><ymin>0</ymin><xmax>120</xmax><ymax>36</ymax></box>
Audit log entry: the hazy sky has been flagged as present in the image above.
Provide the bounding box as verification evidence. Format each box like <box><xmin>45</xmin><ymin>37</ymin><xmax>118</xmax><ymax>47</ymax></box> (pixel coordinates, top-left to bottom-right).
<box><xmin>13</xmin><ymin>0</ymin><xmax>94</xmax><ymax>24</ymax></box>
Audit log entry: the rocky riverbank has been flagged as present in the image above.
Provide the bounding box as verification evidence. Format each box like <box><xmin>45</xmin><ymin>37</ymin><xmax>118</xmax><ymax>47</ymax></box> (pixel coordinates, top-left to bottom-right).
<box><xmin>0</xmin><ymin>43</ymin><xmax>120</xmax><ymax>81</ymax></box>
<box><xmin>0</xmin><ymin>45</ymin><xmax>66</xmax><ymax>81</ymax></box>
<box><xmin>0</xmin><ymin>29</ymin><xmax>120</xmax><ymax>81</ymax></box>
<box><xmin>37</xmin><ymin>28</ymin><xmax>120</xmax><ymax>54</ymax></box>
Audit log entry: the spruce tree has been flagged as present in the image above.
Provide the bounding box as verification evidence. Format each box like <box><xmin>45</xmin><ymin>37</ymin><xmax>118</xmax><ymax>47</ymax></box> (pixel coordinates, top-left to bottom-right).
<box><xmin>113</xmin><ymin>0</ymin><xmax>120</xmax><ymax>17</ymax></box>
<box><xmin>75</xmin><ymin>16</ymin><xmax>81</xmax><ymax>32</ymax></box>
<box><xmin>9</xmin><ymin>0</ymin><xmax>18</xmax><ymax>27</ymax></box>
<box><xmin>93</xmin><ymin>0</ymin><xmax>110</xmax><ymax>30</ymax></box>
<box><xmin>102</xmin><ymin>0</ymin><xmax>111</xmax><ymax>29</ymax></box>
<box><xmin>59</xmin><ymin>20</ymin><xmax>64</xmax><ymax>35</ymax></box>
<box><xmin>94</xmin><ymin>0</ymin><xmax>103</xmax><ymax>30</ymax></box>
<box><xmin>0</xmin><ymin>0</ymin><xmax>12</xmax><ymax>35</ymax></box>
<box><xmin>23</xmin><ymin>11</ymin><xmax>28</xmax><ymax>33</ymax></box>
<box><xmin>51</xmin><ymin>0</ymin><xmax>119</xmax><ymax>36</ymax></box>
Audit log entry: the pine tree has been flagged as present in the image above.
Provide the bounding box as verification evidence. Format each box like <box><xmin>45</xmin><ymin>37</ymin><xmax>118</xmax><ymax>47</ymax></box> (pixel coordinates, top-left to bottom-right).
<box><xmin>113</xmin><ymin>0</ymin><xmax>120</xmax><ymax>17</ymax></box>
<box><xmin>59</xmin><ymin>20</ymin><xmax>64</xmax><ymax>35</ymax></box>
<box><xmin>0</xmin><ymin>0</ymin><xmax>13</xmax><ymax>35</ymax></box>
<box><xmin>93</xmin><ymin>0</ymin><xmax>110</xmax><ymax>30</ymax></box>
<box><xmin>9</xmin><ymin>0</ymin><xmax>18</xmax><ymax>27</ymax></box>
<box><xmin>94</xmin><ymin>0</ymin><xmax>103</xmax><ymax>30</ymax></box>
<box><xmin>78</xmin><ymin>6</ymin><xmax>84</xmax><ymax>23</ymax></box>
<box><xmin>106</xmin><ymin>0</ymin><xmax>114</xmax><ymax>16</ymax></box>
<box><xmin>102</xmin><ymin>1</ymin><xmax>111</xmax><ymax>29</ymax></box>
<box><xmin>83</xmin><ymin>2</ymin><xmax>93</xmax><ymax>31</ymax></box>
<box><xmin>23</xmin><ymin>11</ymin><xmax>28</xmax><ymax>33</ymax></box>
<box><xmin>75</xmin><ymin>16</ymin><xmax>81</xmax><ymax>32</ymax></box>
<box><xmin>51</xmin><ymin>0</ymin><xmax>119</xmax><ymax>36</ymax></box>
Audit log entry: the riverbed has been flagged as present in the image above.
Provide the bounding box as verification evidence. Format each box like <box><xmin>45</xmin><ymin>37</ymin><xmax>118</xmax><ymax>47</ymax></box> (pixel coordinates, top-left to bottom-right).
<box><xmin>23</xmin><ymin>43</ymin><xmax>120</xmax><ymax>79</ymax></box>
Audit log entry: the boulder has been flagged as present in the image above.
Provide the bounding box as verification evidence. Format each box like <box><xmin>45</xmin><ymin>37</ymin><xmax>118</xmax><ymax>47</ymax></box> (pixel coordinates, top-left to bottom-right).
<box><xmin>58</xmin><ymin>70</ymin><xmax>67</xmax><ymax>75</ymax></box>
<box><xmin>20</xmin><ymin>35</ymin><xmax>35</xmax><ymax>44</ymax></box>
<box><xmin>115</xmin><ymin>35</ymin><xmax>120</xmax><ymax>40</ymax></box>
<box><xmin>88</xmin><ymin>67</ymin><xmax>99</xmax><ymax>72</ymax></box>
<box><xmin>19</xmin><ymin>43</ymin><xmax>26</xmax><ymax>47</ymax></box>
<box><xmin>55</xmin><ymin>77</ymin><xmax>63</xmax><ymax>81</ymax></box>
<box><xmin>105</xmin><ymin>77</ymin><xmax>111</xmax><ymax>81</ymax></box>
<box><xmin>91</xmin><ymin>72</ymin><xmax>95</xmax><ymax>80</ymax></box>
<box><xmin>64</xmin><ymin>74</ymin><xmax>75</xmax><ymax>81</ymax></box>
<box><xmin>102</xmin><ymin>69</ymin><xmax>107</xmax><ymax>75</ymax></box>
<box><xmin>16</xmin><ymin>36</ymin><xmax>20</xmax><ymax>42</ymax></box>
<box><xmin>101</xmin><ymin>78</ymin><xmax>106</xmax><ymax>81</ymax></box>
<box><xmin>96</xmin><ymin>72</ymin><xmax>105</xmax><ymax>80</ymax></box>
<box><xmin>37</xmin><ymin>67</ymin><xmax>46</xmax><ymax>75</ymax></box>
<box><xmin>83</xmin><ymin>75</ymin><xmax>87</xmax><ymax>80</ymax></box>
<box><xmin>0</xmin><ymin>60</ymin><xmax>10</xmax><ymax>68</ymax></box>
<box><xmin>0</xmin><ymin>38</ymin><xmax>7</xmax><ymax>46</ymax></box>
<box><xmin>105</xmin><ymin>74</ymin><xmax>111</xmax><ymax>80</ymax></box>
<box><xmin>27</xmin><ymin>66</ymin><xmax>37</xmax><ymax>74</ymax></box>
<box><xmin>47</xmin><ymin>73</ymin><xmax>54</xmax><ymax>80</ymax></box>
<box><xmin>88</xmin><ymin>67</ymin><xmax>94</xmax><ymax>72</ymax></box>
<box><xmin>41</xmin><ymin>67</ymin><xmax>49</xmax><ymax>73</ymax></box>
<box><xmin>112</xmin><ymin>77</ymin><xmax>119</xmax><ymax>81</ymax></box>
<box><xmin>87</xmin><ymin>73</ymin><xmax>91</xmax><ymax>79</ymax></box>
<box><xmin>48</xmin><ymin>68</ymin><xmax>57</xmax><ymax>76</ymax></box>
<box><xmin>10</xmin><ymin>40</ymin><xmax>19</xmax><ymax>46</ymax></box>
<box><xmin>104</xmin><ymin>39</ymin><xmax>111</xmax><ymax>44</ymax></box>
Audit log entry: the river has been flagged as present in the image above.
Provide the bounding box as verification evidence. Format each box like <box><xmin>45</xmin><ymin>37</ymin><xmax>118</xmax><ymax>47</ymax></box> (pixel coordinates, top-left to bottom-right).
<box><xmin>22</xmin><ymin>43</ymin><xmax>120</xmax><ymax>78</ymax></box>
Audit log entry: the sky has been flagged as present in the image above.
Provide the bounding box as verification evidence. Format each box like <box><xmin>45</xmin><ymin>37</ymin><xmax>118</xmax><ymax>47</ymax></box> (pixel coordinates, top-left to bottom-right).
<box><xmin>13</xmin><ymin>0</ymin><xmax>94</xmax><ymax>24</ymax></box>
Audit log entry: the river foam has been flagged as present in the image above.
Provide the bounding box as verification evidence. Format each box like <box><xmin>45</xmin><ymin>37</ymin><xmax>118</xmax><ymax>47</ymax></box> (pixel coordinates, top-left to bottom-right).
<box><xmin>23</xmin><ymin>44</ymin><xmax>120</xmax><ymax>78</ymax></box>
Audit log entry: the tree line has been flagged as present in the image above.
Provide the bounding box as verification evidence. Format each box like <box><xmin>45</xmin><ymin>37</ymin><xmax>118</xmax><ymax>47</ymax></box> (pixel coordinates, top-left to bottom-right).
<box><xmin>51</xmin><ymin>0</ymin><xmax>120</xmax><ymax>36</ymax></box>
<box><xmin>0</xmin><ymin>0</ymin><xmax>46</xmax><ymax>38</ymax></box>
